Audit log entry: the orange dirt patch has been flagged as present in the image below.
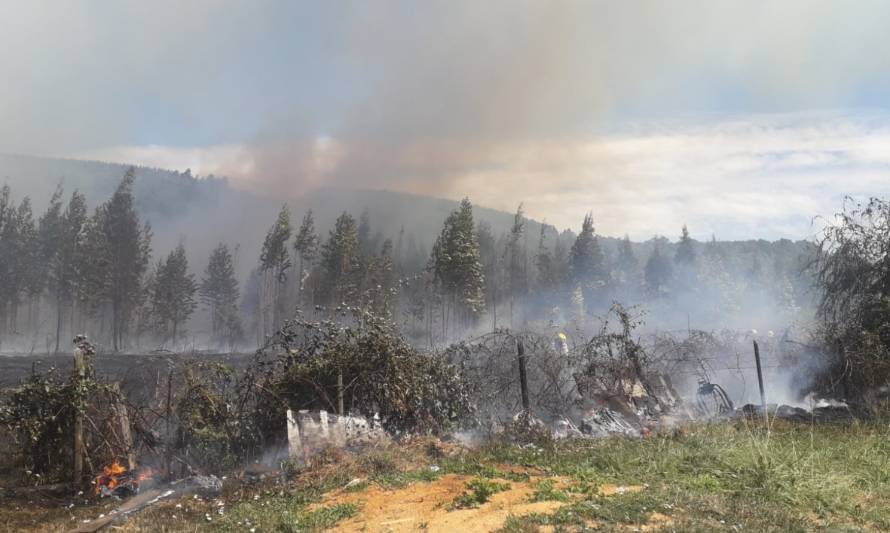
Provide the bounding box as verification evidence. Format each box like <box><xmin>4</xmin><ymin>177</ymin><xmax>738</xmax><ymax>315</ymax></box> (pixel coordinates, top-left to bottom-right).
<box><xmin>639</xmin><ymin>511</ymin><xmax>675</xmax><ymax>531</ymax></box>
<box><xmin>598</xmin><ymin>484</ymin><xmax>645</xmax><ymax>496</ymax></box>
<box><xmin>318</xmin><ymin>474</ymin><xmax>568</xmax><ymax>532</ymax></box>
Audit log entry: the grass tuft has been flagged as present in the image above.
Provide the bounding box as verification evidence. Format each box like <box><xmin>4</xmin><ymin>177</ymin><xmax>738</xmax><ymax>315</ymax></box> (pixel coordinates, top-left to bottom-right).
<box><xmin>451</xmin><ymin>478</ymin><xmax>512</xmax><ymax>509</ymax></box>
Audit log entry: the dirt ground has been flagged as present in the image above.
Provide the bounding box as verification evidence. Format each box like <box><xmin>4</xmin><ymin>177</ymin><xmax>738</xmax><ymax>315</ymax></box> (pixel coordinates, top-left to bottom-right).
<box><xmin>314</xmin><ymin>473</ymin><xmax>645</xmax><ymax>532</ymax></box>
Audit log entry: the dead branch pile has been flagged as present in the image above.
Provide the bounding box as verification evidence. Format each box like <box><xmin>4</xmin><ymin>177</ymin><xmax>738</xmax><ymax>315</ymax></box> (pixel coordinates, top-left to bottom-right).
<box><xmin>445</xmin><ymin>304</ymin><xmax>674</xmax><ymax>429</ymax></box>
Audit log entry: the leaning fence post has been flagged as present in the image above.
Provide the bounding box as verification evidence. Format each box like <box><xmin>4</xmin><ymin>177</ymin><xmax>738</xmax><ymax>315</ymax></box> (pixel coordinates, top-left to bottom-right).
<box><xmin>753</xmin><ymin>340</ymin><xmax>768</xmax><ymax>426</ymax></box>
<box><xmin>517</xmin><ymin>339</ymin><xmax>530</xmax><ymax>412</ymax></box>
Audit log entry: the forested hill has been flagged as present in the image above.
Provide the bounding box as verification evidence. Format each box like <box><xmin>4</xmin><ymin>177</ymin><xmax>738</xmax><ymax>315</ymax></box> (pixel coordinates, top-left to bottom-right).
<box><xmin>0</xmin><ymin>152</ymin><xmax>813</xmax><ymax>287</ymax></box>
<box><xmin>0</xmin><ymin>153</ymin><xmax>817</xmax><ymax>352</ymax></box>
<box><xmin>0</xmin><ymin>153</ymin><xmax>230</xmax><ymax>218</ymax></box>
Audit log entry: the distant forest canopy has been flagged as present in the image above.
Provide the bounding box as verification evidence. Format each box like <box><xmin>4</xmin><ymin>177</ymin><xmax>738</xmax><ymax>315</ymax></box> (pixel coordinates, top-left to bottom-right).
<box><xmin>0</xmin><ymin>155</ymin><xmax>815</xmax><ymax>353</ymax></box>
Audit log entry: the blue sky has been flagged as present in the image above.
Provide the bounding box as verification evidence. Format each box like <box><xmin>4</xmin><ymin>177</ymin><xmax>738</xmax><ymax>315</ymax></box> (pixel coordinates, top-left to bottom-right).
<box><xmin>3</xmin><ymin>1</ymin><xmax>890</xmax><ymax>239</ymax></box>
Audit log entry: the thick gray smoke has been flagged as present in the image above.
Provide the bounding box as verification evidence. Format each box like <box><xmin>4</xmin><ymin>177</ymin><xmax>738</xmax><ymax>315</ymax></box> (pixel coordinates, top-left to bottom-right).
<box><xmin>5</xmin><ymin>1</ymin><xmax>890</xmax><ymax>227</ymax></box>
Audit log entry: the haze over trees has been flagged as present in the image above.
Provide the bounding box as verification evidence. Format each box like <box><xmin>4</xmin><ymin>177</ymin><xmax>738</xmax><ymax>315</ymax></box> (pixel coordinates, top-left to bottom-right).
<box><xmin>0</xmin><ymin>162</ymin><xmax>816</xmax><ymax>353</ymax></box>
<box><xmin>200</xmin><ymin>243</ymin><xmax>243</xmax><ymax>350</ymax></box>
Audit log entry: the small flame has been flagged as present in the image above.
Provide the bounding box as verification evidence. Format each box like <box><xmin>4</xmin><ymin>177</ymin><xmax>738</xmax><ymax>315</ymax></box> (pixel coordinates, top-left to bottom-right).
<box><xmin>94</xmin><ymin>460</ymin><xmax>128</xmax><ymax>495</ymax></box>
<box><xmin>136</xmin><ymin>467</ymin><xmax>155</xmax><ymax>483</ymax></box>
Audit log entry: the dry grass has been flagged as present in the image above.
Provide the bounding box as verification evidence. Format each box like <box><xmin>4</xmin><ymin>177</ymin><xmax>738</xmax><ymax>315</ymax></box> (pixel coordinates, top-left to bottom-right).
<box><xmin>3</xmin><ymin>420</ymin><xmax>890</xmax><ymax>532</ymax></box>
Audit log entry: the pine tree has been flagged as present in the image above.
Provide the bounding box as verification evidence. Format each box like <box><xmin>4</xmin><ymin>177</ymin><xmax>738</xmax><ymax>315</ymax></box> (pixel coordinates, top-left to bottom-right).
<box><xmin>320</xmin><ymin>212</ymin><xmax>360</xmax><ymax>308</ymax></box>
<box><xmin>357</xmin><ymin>208</ymin><xmax>372</xmax><ymax>255</ymax></box>
<box><xmin>374</xmin><ymin>239</ymin><xmax>396</xmax><ymax>316</ymax></box>
<box><xmin>505</xmin><ymin>204</ymin><xmax>526</xmax><ymax>326</ymax></box>
<box><xmin>476</xmin><ymin>221</ymin><xmax>498</xmax><ymax>330</ymax></box>
<box><xmin>0</xmin><ymin>187</ymin><xmax>10</xmax><ymax>320</ymax></box>
<box><xmin>259</xmin><ymin>205</ymin><xmax>292</xmax><ymax>335</ymax></box>
<box><xmin>569</xmin><ymin>213</ymin><xmax>605</xmax><ymax>309</ymax></box>
<box><xmin>0</xmin><ymin>186</ymin><xmax>18</xmax><ymax>339</ymax></box>
<box><xmin>240</xmin><ymin>267</ymin><xmax>262</xmax><ymax>346</ymax></box>
<box><xmin>430</xmin><ymin>198</ymin><xmax>485</xmax><ymax>333</ymax></box>
<box><xmin>37</xmin><ymin>186</ymin><xmax>64</xmax><ymax>296</ymax></box>
<box><xmin>645</xmin><ymin>243</ymin><xmax>673</xmax><ymax>297</ymax></box>
<box><xmin>78</xmin><ymin>207</ymin><xmax>111</xmax><ymax>321</ymax></box>
<box><xmin>552</xmin><ymin>234</ymin><xmax>569</xmax><ymax>288</ymax></box>
<box><xmin>616</xmin><ymin>234</ymin><xmax>638</xmax><ymax>291</ymax></box>
<box><xmin>674</xmin><ymin>225</ymin><xmax>697</xmax><ymax>294</ymax></box>
<box><xmin>38</xmin><ymin>186</ymin><xmax>68</xmax><ymax>352</ymax></box>
<box><xmin>101</xmin><ymin>168</ymin><xmax>152</xmax><ymax>351</ymax></box>
<box><xmin>13</xmin><ymin>198</ymin><xmax>40</xmax><ymax>333</ymax></box>
<box><xmin>151</xmin><ymin>244</ymin><xmax>198</xmax><ymax>344</ymax></box>
<box><xmin>698</xmin><ymin>235</ymin><xmax>740</xmax><ymax>316</ymax></box>
<box><xmin>534</xmin><ymin>223</ymin><xmax>557</xmax><ymax>310</ymax></box>
<box><xmin>536</xmin><ymin>224</ymin><xmax>555</xmax><ymax>285</ymax></box>
<box><xmin>63</xmin><ymin>192</ymin><xmax>89</xmax><ymax>333</ymax></box>
<box><xmin>293</xmin><ymin>209</ymin><xmax>320</xmax><ymax>309</ymax></box>
<box><xmin>200</xmin><ymin>243</ymin><xmax>242</xmax><ymax>348</ymax></box>
<box><xmin>675</xmin><ymin>225</ymin><xmax>696</xmax><ymax>266</ymax></box>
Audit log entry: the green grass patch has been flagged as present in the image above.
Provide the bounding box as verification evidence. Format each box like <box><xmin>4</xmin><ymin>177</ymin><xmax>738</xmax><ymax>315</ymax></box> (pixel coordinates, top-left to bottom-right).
<box><xmin>451</xmin><ymin>478</ymin><xmax>512</xmax><ymax>509</ymax></box>
<box><xmin>529</xmin><ymin>479</ymin><xmax>571</xmax><ymax>502</ymax></box>
<box><xmin>216</xmin><ymin>494</ymin><xmax>358</xmax><ymax>532</ymax></box>
<box><xmin>469</xmin><ymin>420</ymin><xmax>890</xmax><ymax>530</ymax></box>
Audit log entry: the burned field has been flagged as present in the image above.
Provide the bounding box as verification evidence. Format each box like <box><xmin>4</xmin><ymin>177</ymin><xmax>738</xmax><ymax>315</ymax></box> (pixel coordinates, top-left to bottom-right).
<box><xmin>1</xmin><ymin>303</ymin><xmax>884</xmax><ymax>533</ymax></box>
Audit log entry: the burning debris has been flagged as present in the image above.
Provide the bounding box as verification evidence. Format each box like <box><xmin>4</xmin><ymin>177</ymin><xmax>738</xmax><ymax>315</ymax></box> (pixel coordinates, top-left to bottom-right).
<box><xmin>93</xmin><ymin>461</ymin><xmax>156</xmax><ymax>499</ymax></box>
<box><xmin>94</xmin><ymin>461</ymin><xmax>132</xmax><ymax>498</ymax></box>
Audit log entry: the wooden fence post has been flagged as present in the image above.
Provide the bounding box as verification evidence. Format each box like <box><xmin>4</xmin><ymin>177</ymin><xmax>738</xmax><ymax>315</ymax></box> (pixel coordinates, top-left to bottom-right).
<box><xmin>73</xmin><ymin>343</ymin><xmax>86</xmax><ymax>485</ymax></box>
<box><xmin>517</xmin><ymin>339</ymin><xmax>530</xmax><ymax>412</ymax></box>
<box><xmin>753</xmin><ymin>340</ymin><xmax>768</xmax><ymax>426</ymax></box>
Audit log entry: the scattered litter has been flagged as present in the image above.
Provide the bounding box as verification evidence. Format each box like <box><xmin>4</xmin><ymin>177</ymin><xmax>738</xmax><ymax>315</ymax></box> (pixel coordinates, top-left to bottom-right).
<box><xmin>345</xmin><ymin>478</ymin><xmax>366</xmax><ymax>489</ymax></box>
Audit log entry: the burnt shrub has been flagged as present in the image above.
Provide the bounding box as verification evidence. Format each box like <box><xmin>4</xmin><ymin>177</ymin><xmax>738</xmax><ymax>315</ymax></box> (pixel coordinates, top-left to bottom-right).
<box><xmin>810</xmin><ymin>197</ymin><xmax>890</xmax><ymax>405</ymax></box>
<box><xmin>0</xmin><ymin>366</ymin><xmax>132</xmax><ymax>483</ymax></box>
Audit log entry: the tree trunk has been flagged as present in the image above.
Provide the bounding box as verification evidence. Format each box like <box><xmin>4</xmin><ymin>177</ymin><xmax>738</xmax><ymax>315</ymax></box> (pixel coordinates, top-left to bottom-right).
<box><xmin>55</xmin><ymin>293</ymin><xmax>63</xmax><ymax>354</ymax></box>
<box><xmin>298</xmin><ymin>256</ymin><xmax>305</xmax><ymax>312</ymax></box>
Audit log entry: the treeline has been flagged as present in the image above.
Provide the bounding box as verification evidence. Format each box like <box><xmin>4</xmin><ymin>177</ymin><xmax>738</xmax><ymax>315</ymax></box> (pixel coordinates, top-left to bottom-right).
<box><xmin>0</xmin><ymin>169</ymin><xmax>241</xmax><ymax>353</ymax></box>
<box><xmin>248</xmin><ymin>199</ymin><xmax>812</xmax><ymax>347</ymax></box>
<box><xmin>0</xmin><ymin>169</ymin><xmax>813</xmax><ymax>353</ymax></box>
